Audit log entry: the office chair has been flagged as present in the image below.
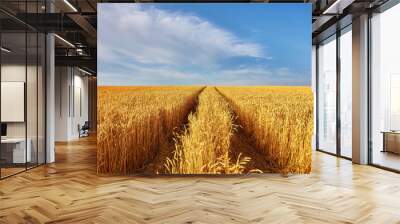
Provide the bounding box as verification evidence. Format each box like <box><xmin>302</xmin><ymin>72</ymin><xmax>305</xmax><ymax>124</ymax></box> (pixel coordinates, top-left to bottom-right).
<box><xmin>79</xmin><ymin>121</ymin><xmax>90</xmax><ymax>138</ymax></box>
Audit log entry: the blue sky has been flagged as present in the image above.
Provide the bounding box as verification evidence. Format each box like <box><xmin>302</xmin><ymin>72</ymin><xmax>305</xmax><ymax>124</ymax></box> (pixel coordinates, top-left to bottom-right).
<box><xmin>98</xmin><ymin>4</ymin><xmax>311</xmax><ymax>86</ymax></box>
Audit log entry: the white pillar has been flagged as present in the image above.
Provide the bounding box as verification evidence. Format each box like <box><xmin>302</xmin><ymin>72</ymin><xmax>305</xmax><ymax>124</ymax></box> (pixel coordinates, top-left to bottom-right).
<box><xmin>352</xmin><ymin>14</ymin><xmax>369</xmax><ymax>164</ymax></box>
<box><xmin>46</xmin><ymin>33</ymin><xmax>55</xmax><ymax>163</ymax></box>
<box><xmin>46</xmin><ymin>1</ymin><xmax>55</xmax><ymax>163</ymax></box>
<box><xmin>55</xmin><ymin>67</ymin><xmax>73</xmax><ymax>141</ymax></box>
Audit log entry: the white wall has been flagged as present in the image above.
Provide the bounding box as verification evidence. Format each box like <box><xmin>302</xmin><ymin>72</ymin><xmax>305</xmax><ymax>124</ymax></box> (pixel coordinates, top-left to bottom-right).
<box><xmin>1</xmin><ymin>63</ymin><xmax>46</xmax><ymax>164</ymax></box>
<box><xmin>1</xmin><ymin>65</ymin><xmax>39</xmax><ymax>138</ymax></box>
<box><xmin>55</xmin><ymin>67</ymin><xmax>89</xmax><ymax>141</ymax></box>
<box><xmin>1</xmin><ymin>65</ymin><xmax>26</xmax><ymax>136</ymax></box>
<box><xmin>55</xmin><ymin>66</ymin><xmax>70</xmax><ymax>141</ymax></box>
<box><xmin>1</xmin><ymin>82</ymin><xmax>25</xmax><ymax>122</ymax></box>
<box><xmin>71</xmin><ymin>72</ymin><xmax>89</xmax><ymax>138</ymax></box>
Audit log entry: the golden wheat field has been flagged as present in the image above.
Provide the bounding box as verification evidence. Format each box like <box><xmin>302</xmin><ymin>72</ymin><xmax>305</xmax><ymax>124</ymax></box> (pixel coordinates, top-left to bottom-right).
<box><xmin>97</xmin><ymin>86</ymin><xmax>313</xmax><ymax>175</ymax></box>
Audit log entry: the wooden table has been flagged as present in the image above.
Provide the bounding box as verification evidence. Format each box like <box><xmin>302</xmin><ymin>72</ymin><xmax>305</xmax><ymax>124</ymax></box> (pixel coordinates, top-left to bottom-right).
<box><xmin>381</xmin><ymin>131</ymin><xmax>400</xmax><ymax>154</ymax></box>
<box><xmin>1</xmin><ymin>138</ymin><xmax>31</xmax><ymax>164</ymax></box>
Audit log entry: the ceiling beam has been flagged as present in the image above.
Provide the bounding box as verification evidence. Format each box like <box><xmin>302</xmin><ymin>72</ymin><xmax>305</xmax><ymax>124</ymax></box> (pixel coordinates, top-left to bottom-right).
<box><xmin>67</xmin><ymin>13</ymin><xmax>97</xmax><ymax>38</ymax></box>
<box><xmin>55</xmin><ymin>55</ymin><xmax>96</xmax><ymax>72</ymax></box>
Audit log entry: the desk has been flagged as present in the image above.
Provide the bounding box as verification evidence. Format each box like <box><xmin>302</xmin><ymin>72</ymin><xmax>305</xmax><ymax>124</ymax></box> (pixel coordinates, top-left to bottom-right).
<box><xmin>382</xmin><ymin>131</ymin><xmax>400</xmax><ymax>154</ymax></box>
<box><xmin>1</xmin><ymin>138</ymin><xmax>31</xmax><ymax>163</ymax></box>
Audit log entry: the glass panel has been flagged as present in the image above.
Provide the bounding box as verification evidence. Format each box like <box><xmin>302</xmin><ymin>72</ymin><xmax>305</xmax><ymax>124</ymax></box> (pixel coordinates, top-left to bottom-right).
<box><xmin>38</xmin><ymin>32</ymin><xmax>45</xmax><ymax>165</ymax></box>
<box><xmin>26</xmin><ymin>0</ymin><xmax>39</xmax><ymax>169</ymax></box>
<box><xmin>74</xmin><ymin>85</ymin><xmax>82</xmax><ymax>137</ymax></box>
<box><xmin>1</xmin><ymin>31</ymin><xmax>27</xmax><ymax>177</ymax></box>
<box><xmin>340</xmin><ymin>26</ymin><xmax>352</xmax><ymax>158</ymax></box>
<box><xmin>371</xmin><ymin>3</ymin><xmax>400</xmax><ymax>171</ymax></box>
<box><xmin>0</xmin><ymin>1</ymin><xmax>46</xmax><ymax>179</ymax></box>
<box><xmin>27</xmin><ymin>31</ymin><xmax>38</xmax><ymax>169</ymax></box>
<box><xmin>318</xmin><ymin>35</ymin><xmax>337</xmax><ymax>154</ymax></box>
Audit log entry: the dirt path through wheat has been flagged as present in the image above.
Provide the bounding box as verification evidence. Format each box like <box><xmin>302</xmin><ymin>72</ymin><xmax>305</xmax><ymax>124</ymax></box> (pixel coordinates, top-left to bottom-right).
<box><xmin>214</xmin><ymin>89</ymin><xmax>271</xmax><ymax>173</ymax></box>
<box><xmin>143</xmin><ymin>87</ymin><xmax>205</xmax><ymax>174</ymax></box>
<box><xmin>228</xmin><ymin>127</ymin><xmax>271</xmax><ymax>173</ymax></box>
<box><xmin>143</xmin><ymin>87</ymin><xmax>270</xmax><ymax>174</ymax></box>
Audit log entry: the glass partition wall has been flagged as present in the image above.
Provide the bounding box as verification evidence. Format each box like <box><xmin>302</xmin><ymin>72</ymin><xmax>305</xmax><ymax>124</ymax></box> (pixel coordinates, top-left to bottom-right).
<box><xmin>339</xmin><ymin>26</ymin><xmax>352</xmax><ymax>159</ymax></box>
<box><xmin>316</xmin><ymin>1</ymin><xmax>400</xmax><ymax>171</ymax></box>
<box><xmin>316</xmin><ymin>25</ymin><xmax>352</xmax><ymax>159</ymax></box>
<box><xmin>0</xmin><ymin>2</ymin><xmax>46</xmax><ymax>179</ymax></box>
<box><xmin>370</xmin><ymin>2</ymin><xmax>400</xmax><ymax>171</ymax></box>
<box><xmin>317</xmin><ymin>35</ymin><xmax>337</xmax><ymax>155</ymax></box>
<box><xmin>0</xmin><ymin>31</ymin><xmax>27</xmax><ymax>177</ymax></box>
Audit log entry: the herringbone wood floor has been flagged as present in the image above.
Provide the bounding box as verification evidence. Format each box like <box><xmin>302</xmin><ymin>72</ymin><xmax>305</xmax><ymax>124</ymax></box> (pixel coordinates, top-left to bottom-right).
<box><xmin>1</xmin><ymin>136</ymin><xmax>400</xmax><ymax>224</ymax></box>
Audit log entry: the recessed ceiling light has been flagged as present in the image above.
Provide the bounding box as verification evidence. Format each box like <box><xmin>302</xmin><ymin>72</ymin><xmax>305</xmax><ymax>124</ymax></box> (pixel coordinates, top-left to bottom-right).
<box><xmin>322</xmin><ymin>0</ymin><xmax>354</xmax><ymax>15</ymax></box>
<box><xmin>1</xmin><ymin>47</ymin><xmax>11</xmax><ymax>53</ymax></box>
<box><xmin>63</xmin><ymin>0</ymin><xmax>78</xmax><ymax>12</ymax></box>
<box><xmin>54</xmin><ymin>34</ymin><xmax>75</xmax><ymax>48</ymax></box>
<box><xmin>78</xmin><ymin>67</ymin><xmax>93</xmax><ymax>76</ymax></box>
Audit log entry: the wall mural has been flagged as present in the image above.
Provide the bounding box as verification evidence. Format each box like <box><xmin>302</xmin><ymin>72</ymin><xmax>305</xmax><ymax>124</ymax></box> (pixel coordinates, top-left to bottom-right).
<box><xmin>97</xmin><ymin>3</ymin><xmax>313</xmax><ymax>175</ymax></box>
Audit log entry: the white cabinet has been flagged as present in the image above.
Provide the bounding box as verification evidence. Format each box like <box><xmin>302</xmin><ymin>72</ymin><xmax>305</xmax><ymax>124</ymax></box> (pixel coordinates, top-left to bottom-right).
<box><xmin>1</xmin><ymin>138</ymin><xmax>32</xmax><ymax>163</ymax></box>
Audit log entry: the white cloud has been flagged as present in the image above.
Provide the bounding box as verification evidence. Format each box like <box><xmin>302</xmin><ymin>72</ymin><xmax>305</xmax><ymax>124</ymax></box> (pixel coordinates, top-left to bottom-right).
<box><xmin>98</xmin><ymin>4</ymin><xmax>264</xmax><ymax>68</ymax></box>
<box><xmin>99</xmin><ymin>62</ymin><xmax>307</xmax><ymax>86</ymax></box>
<box><xmin>212</xmin><ymin>67</ymin><xmax>307</xmax><ymax>85</ymax></box>
<box><xmin>98</xmin><ymin>60</ymin><xmax>205</xmax><ymax>86</ymax></box>
<box><xmin>99</xmin><ymin>69</ymin><xmax>204</xmax><ymax>86</ymax></box>
<box><xmin>97</xmin><ymin>4</ymin><xmax>308</xmax><ymax>86</ymax></box>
